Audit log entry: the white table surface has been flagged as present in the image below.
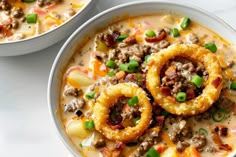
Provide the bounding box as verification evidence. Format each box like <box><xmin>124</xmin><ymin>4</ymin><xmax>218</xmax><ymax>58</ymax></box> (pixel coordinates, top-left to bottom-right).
<box><xmin>1</xmin><ymin>0</ymin><xmax>236</xmax><ymax>156</ymax></box>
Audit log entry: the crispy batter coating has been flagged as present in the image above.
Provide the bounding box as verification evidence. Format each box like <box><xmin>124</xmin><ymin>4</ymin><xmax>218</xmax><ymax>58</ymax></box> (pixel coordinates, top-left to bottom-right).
<box><xmin>146</xmin><ymin>44</ymin><xmax>223</xmax><ymax>116</ymax></box>
<box><xmin>93</xmin><ymin>83</ymin><xmax>152</xmax><ymax>142</ymax></box>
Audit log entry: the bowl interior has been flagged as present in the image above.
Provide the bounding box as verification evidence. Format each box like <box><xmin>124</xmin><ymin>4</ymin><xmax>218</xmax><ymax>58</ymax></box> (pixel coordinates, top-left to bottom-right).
<box><xmin>48</xmin><ymin>1</ymin><xmax>236</xmax><ymax>156</ymax></box>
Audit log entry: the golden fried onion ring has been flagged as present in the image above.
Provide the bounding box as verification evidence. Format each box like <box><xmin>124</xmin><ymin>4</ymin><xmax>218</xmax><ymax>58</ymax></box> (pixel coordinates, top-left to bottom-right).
<box><xmin>146</xmin><ymin>44</ymin><xmax>223</xmax><ymax>116</ymax></box>
<box><xmin>93</xmin><ymin>83</ymin><xmax>152</xmax><ymax>142</ymax></box>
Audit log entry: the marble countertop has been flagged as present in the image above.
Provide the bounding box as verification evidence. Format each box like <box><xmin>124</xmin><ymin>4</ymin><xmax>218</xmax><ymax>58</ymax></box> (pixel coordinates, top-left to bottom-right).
<box><xmin>1</xmin><ymin>0</ymin><xmax>236</xmax><ymax>156</ymax></box>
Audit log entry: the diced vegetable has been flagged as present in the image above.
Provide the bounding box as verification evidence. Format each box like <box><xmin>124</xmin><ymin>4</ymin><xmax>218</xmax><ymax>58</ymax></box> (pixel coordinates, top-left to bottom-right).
<box><xmin>66</xmin><ymin>119</ymin><xmax>90</xmax><ymax>138</ymax></box>
<box><xmin>180</xmin><ymin>17</ymin><xmax>191</xmax><ymax>30</ymax></box>
<box><xmin>145</xmin><ymin>30</ymin><xmax>156</xmax><ymax>37</ymax></box>
<box><xmin>26</xmin><ymin>14</ymin><xmax>37</xmax><ymax>24</ymax></box>
<box><xmin>191</xmin><ymin>75</ymin><xmax>204</xmax><ymax>88</ymax></box>
<box><xmin>92</xmin><ymin>59</ymin><xmax>108</xmax><ymax>76</ymax></box>
<box><xmin>230</xmin><ymin>82</ymin><xmax>236</xmax><ymax>90</ymax></box>
<box><xmin>212</xmin><ymin>108</ymin><xmax>226</xmax><ymax>122</ymax></box>
<box><xmin>128</xmin><ymin>96</ymin><xmax>138</xmax><ymax>106</ymax></box>
<box><xmin>117</xmin><ymin>34</ymin><xmax>129</xmax><ymax>42</ymax></box>
<box><xmin>84</xmin><ymin>120</ymin><xmax>95</xmax><ymax>129</ymax></box>
<box><xmin>204</xmin><ymin>43</ymin><xmax>217</xmax><ymax>53</ymax></box>
<box><xmin>183</xmin><ymin>147</ymin><xmax>201</xmax><ymax>157</ymax></box>
<box><xmin>146</xmin><ymin>147</ymin><xmax>160</xmax><ymax>157</ymax></box>
<box><xmin>106</xmin><ymin>60</ymin><xmax>116</xmax><ymax>69</ymax></box>
<box><xmin>160</xmin><ymin>148</ymin><xmax>179</xmax><ymax>157</ymax></box>
<box><xmin>154</xmin><ymin>144</ymin><xmax>168</xmax><ymax>154</ymax></box>
<box><xmin>67</xmin><ymin>68</ymin><xmax>93</xmax><ymax>88</ymax></box>
<box><xmin>176</xmin><ymin>92</ymin><xmax>187</xmax><ymax>102</ymax></box>
<box><xmin>95</xmin><ymin>39</ymin><xmax>109</xmax><ymax>52</ymax></box>
<box><xmin>85</xmin><ymin>91</ymin><xmax>95</xmax><ymax>100</ymax></box>
<box><xmin>171</xmin><ymin>28</ymin><xmax>180</xmax><ymax>37</ymax></box>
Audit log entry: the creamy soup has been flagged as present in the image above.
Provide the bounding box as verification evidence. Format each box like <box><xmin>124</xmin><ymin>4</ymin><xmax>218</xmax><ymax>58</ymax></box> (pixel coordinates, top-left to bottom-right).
<box><xmin>0</xmin><ymin>0</ymin><xmax>90</xmax><ymax>42</ymax></box>
<box><xmin>59</xmin><ymin>14</ymin><xmax>236</xmax><ymax>157</ymax></box>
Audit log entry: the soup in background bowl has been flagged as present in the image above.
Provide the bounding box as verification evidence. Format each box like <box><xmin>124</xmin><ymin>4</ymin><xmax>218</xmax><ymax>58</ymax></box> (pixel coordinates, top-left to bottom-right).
<box><xmin>0</xmin><ymin>0</ymin><xmax>95</xmax><ymax>56</ymax></box>
<box><xmin>48</xmin><ymin>1</ymin><xmax>236</xmax><ymax>157</ymax></box>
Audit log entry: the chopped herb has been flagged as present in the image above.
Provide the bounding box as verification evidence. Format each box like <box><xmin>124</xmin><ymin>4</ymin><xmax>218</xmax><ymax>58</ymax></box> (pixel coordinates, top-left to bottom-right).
<box><xmin>230</xmin><ymin>82</ymin><xmax>236</xmax><ymax>90</ymax></box>
<box><xmin>117</xmin><ymin>34</ymin><xmax>129</xmax><ymax>42</ymax></box>
<box><xmin>180</xmin><ymin>17</ymin><xmax>191</xmax><ymax>30</ymax></box>
<box><xmin>204</xmin><ymin>43</ymin><xmax>217</xmax><ymax>53</ymax></box>
<box><xmin>146</xmin><ymin>147</ymin><xmax>160</xmax><ymax>157</ymax></box>
<box><xmin>26</xmin><ymin>13</ymin><xmax>37</xmax><ymax>24</ymax></box>
<box><xmin>84</xmin><ymin>120</ymin><xmax>95</xmax><ymax>129</ymax></box>
<box><xmin>119</xmin><ymin>60</ymin><xmax>139</xmax><ymax>73</ymax></box>
<box><xmin>85</xmin><ymin>91</ymin><xmax>95</xmax><ymax>99</ymax></box>
<box><xmin>171</xmin><ymin>28</ymin><xmax>180</xmax><ymax>37</ymax></box>
<box><xmin>161</xmin><ymin>110</ymin><xmax>169</xmax><ymax>117</ymax></box>
<box><xmin>79</xmin><ymin>143</ymin><xmax>83</xmax><ymax>148</ymax></box>
<box><xmin>191</xmin><ymin>75</ymin><xmax>204</xmax><ymax>88</ymax></box>
<box><xmin>137</xmin><ymin>73</ymin><xmax>143</xmax><ymax>82</ymax></box>
<box><xmin>176</xmin><ymin>92</ymin><xmax>187</xmax><ymax>102</ymax></box>
<box><xmin>133</xmin><ymin>117</ymin><xmax>140</xmax><ymax>125</ymax></box>
<box><xmin>128</xmin><ymin>96</ymin><xmax>139</xmax><ymax>106</ymax></box>
<box><xmin>106</xmin><ymin>60</ymin><xmax>116</xmax><ymax>69</ymax></box>
<box><xmin>145</xmin><ymin>55</ymin><xmax>151</xmax><ymax>64</ymax></box>
<box><xmin>145</xmin><ymin>30</ymin><xmax>156</xmax><ymax>37</ymax></box>
<box><xmin>107</xmin><ymin>71</ymin><xmax>116</xmax><ymax>77</ymax></box>
<box><xmin>198</xmin><ymin>128</ymin><xmax>208</xmax><ymax>135</ymax></box>
<box><xmin>212</xmin><ymin>108</ymin><xmax>226</xmax><ymax>122</ymax></box>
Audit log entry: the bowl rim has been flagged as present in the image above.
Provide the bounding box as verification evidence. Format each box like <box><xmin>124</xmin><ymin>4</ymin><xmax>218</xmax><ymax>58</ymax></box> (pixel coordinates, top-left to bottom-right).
<box><xmin>0</xmin><ymin>0</ymin><xmax>94</xmax><ymax>45</ymax></box>
<box><xmin>48</xmin><ymin>0</ymin><xmax>236</xmax><ymax>156</ymax></box>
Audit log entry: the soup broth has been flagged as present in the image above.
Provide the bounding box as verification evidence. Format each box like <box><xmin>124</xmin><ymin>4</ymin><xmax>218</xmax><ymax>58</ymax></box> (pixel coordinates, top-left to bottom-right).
<box><xmin>60</xmin><ymin>14</ymin><xmax>236</xmax><ymax>157</ymax></box>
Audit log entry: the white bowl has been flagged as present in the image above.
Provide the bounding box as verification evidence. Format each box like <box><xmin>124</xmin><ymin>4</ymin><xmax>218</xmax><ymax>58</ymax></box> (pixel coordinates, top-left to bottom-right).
<box><xmin>0</xmin><ymin>0</ymin><xmax>95</xmax><ymax>56</ymax></box>
<box><xmin>48</xmin><ymin>1</ymin><xmax>236</xmax><ymax>156</ymax></box>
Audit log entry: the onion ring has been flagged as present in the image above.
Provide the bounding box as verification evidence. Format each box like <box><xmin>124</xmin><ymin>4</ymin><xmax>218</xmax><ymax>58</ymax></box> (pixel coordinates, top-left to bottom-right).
<box><xmin>93</xmin><ymin>83</ymin><xmax>152</xmax><ymax>142</ymax></box>
<box><xmin>146</xmin><ymin>44</ymin><xmax>223</xmax><ymax>116</ymax></box>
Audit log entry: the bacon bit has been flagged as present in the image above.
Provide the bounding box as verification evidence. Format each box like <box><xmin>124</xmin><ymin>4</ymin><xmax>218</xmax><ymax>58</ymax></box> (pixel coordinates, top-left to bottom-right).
<box><xmin>100</xmin><ymin>144</ymin><xmax>123</xmax><ymax>157</ymax></box>
<box><xmin>33</xmin><ymin>7</ymin><xmax>46</xmax><ymax>15</ymax></box>
<box><xmin>105</xmin><ymin>34</ymin><xmax>115</xmax><ymax>47</ymax></box>
<box><xmin>160</xmin><ymin>87</ymin><xmax>171</xmax><ymax>96</ymax></box>
<box><xmin>112</xmin><ymin>30</ymin><xmax>120</xmax><ymax>41</ymax></box>
<box><xmin>211</xmin><ymin>128</ymin><xmax>232</xmax><ymax>151</ymax></box>
<box><xmin>0</xmin><ymin>25</ymin><xmax>13</xmax><ymax>37</ymax></box>
<box><xmin>154</xmin><ymin>143</ymin><xmax>168</xmax><ymax>154</ymax></box>
<box><xmin>186</xmin><ymin>89</ymin><xmax>195</xmax><ymax>100</ymax></box>
<box><xmin>155</xmin><ymin>116</ymin><xmax>165</xmax><ymax>127</ymax></box>
<box><xmin>219</xmin><ymin>144</ymin><xmax>232</xmax><ymax>151</ymax></box>
<box><xmin>110</xmin><ymin>124</ymin><xmax>123</xmax><ymax>130</ymax></box>
<box><xmin>115</xmin><ymin>71</ymin><xmax>126</xmax><ymax>80</ymax></box>
<box><xmin>123</xmin><ymin>35</ymin><xmax>136</xmax><ymax>44</ymax></box>
<box><xmin>215</xmin><ymin>125</ymin><xmax>228</xmax><ymax>137</ymax></box>
<box><xmin>165</xmin><ymin>65</ymin><xmax>176</xmax><ymax>79</ymax></box>
<box><xmin>145</xmin><ymin>30</ymin><xmax>166</xmax><ymax>42</ymax></box>
<box><xmin>212</xmin><ymin>77</ymin><xmax>222</xmax><ymax>88</ymax></box>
